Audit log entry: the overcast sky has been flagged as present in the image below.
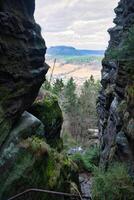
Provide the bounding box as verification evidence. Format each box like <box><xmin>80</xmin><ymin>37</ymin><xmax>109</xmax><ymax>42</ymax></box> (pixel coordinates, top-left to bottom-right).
<box><xmin>35</xmin><ymin>0</ymin><xmax>119</xmax><ymax>50</ymax></box>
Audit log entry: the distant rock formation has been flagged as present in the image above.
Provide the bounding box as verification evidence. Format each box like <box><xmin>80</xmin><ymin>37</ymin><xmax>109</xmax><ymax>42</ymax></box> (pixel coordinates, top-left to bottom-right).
<box><xmin>47</xmin><ymin>46</ymin><xmax>104</xmax><ymax>56</ymax></box>
<box><xmin>97</xmin><ymin>0</ymin><xmax>134</xmax><ymax>173</ymax></box>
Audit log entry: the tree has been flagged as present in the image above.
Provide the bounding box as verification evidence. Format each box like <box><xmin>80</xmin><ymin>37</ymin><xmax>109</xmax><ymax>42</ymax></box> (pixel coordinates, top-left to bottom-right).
<box><xmin>52</xmin><ymin>78</ymin><xmax>64</xmax><ymax>96</ymax></box>
<box><xmin>63</xmin><ymin>77</ymin><xmax>77</xmax><ymax>113</ymax></box>
<box><xmin>61</xmin><ymin>77</ymin><xmax>79</xmax><ymax>139</ymax></box>
<box><xmin>76</xmin><ymin>77</ymin><xmax>100</xmax><ymax>144</ymax></box>
<box><xmin>42</xmin><ymin>79</ymin><xmax>52</xmax><ymax>91</ymax></box>
<box><xmin>61</xmin><ymin>76</ymin><xmax>100</xmax><ymax>144</ymax></box>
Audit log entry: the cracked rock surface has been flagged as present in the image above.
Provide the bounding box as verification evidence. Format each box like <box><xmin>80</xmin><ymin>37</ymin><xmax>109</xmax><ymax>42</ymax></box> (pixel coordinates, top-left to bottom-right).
<box><xmin>0</xmin><ymin>0</ymin><xmax>48</xmax><ymax>147</ymax></box>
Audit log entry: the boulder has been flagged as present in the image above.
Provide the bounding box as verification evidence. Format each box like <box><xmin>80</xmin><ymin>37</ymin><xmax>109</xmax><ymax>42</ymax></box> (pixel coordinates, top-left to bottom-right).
<box><xmin>0</xmin><ymin>111</ymin><xmax>79</xmax><ymax>200</ymax></box>
<box><xmin>28</xmin><ymin>91</ymin><xmax>63</xmax><ymax>151</ymax></box>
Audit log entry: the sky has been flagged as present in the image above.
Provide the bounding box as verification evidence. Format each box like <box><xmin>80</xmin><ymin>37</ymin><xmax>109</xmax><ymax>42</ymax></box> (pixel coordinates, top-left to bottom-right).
<box><xmin>35</xmin><ymin>0</ymin><xmax>119</xmax><ymax>50</ymax></box>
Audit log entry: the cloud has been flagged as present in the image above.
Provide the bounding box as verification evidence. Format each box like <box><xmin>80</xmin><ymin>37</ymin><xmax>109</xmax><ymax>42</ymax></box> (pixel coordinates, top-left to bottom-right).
<box><xmin>35</xmin><ymin>0</ymin><xmax>119</xmax><ymax>50</ymax></box>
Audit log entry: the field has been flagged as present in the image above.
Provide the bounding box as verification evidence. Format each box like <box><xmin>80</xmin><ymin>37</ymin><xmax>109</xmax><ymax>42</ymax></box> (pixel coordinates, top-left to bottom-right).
<box><xmin>65</xmin><ymin>55</ymin><xmax>102</xmax><ymax>64</ymax></box>
<box><xmin>46</xmin><ymin>55</ymin><xmax>102</xmax><ymax>85</ymax></box>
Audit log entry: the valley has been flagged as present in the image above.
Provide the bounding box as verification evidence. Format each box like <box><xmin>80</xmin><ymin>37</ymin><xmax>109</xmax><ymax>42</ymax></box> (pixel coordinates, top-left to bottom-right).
<box><xmin>46</xmin><ymin>47</ymin><xmax>103</xmax><ymax>84</ymax></box>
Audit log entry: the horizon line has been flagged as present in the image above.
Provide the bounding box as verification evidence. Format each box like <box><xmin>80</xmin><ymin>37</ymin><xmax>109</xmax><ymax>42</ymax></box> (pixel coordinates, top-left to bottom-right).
<box><xmin>47</xmin><ymin>45</ymin><xmax>105</xmax><ymax>51</ymax></box>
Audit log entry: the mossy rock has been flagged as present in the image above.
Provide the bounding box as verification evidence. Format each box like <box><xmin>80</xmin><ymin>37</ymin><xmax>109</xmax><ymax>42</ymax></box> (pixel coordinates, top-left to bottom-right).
<box><xmin>47</xmin><ymin>137</ymin><xmax>63</xmax><ymax>152</ymax></box>
<box><xmin>28</xmin><ymin>91</ymin><xmax>63</xmax><ymax>150</ymax></box>
<box><xmin>0</xmin><ymin>112</ymin><xmax>79</xmax><ymax>200</ymax></box>
<box><xmin>0</xmin><ymin>135</ymin><xmax>79</xmax><ymax>200</ymax></box>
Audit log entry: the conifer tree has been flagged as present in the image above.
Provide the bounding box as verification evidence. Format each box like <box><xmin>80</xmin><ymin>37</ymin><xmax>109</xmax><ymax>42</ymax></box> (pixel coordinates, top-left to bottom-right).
<box><xmin>52</xmin><ymin>78</ymin><xmax>64</xmax><ymax>96</ymax></box>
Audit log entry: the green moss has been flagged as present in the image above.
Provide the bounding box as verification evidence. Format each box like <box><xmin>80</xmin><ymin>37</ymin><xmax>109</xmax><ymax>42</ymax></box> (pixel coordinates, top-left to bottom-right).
<box><xmin>28</xmin><ymin>91</ymin><xmax>63</xmax><ymax>149</ymax></box>
<box><xmin>19</xmin><ymin>136</ymin><xmax>49</xmax><ymax>157</ymax></box>
<box><xmin>0</xmin><ymin>135</ymin><xmax>79</xmax><ymax>200</ymax></box>
<box><xmin>92</xmin><ymin>163</ymin><xmax>134</xmax><ymax>200</ymax></box>
<box><xmin>47</xmin><ymin>138</ymin><xmax>63</xmax><ymax>152</ymax></box>
<box><xmin>41</xmin><ymin>93</ymin><xmax>62</xmax><ymax>131</ymax></box>
<box><xmin>71</xmin><ymin>146</ymin><xmax>100</xmax><ymax>173</ymax></box>
<box><xmin>31</xmin><ymin>92</ymin><xmax>62</xmax><ymax>132</ymax></box>
<box><xmin>46</xmin><ymin>151</ymin><xmax>61</xmax><ymax>188</ymax></box>
<box><xmin>0</xmin><ymin>149</ymin><xmax>36</xmax><ymax>199</ymax></box>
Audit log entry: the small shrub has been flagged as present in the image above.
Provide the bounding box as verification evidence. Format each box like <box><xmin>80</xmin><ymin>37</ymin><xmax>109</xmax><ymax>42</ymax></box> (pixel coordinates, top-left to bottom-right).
<box><xmin>71</xmin><ymin>146</ymin><xmax>100</xmax><ymax>172</ymax></box>
<box><xmin>71</xmin><ymin>153</ymin><xmax>85</xmax><ymax>172</ymax></box>
<box><xmin>83</xmin><ymin>147</ymin><xmax>100</xmax><ymax>171</ymax></box>
<box><xmin>20</xmin><ymin>136</ymin><xmax>49</xmax><ymax>157</ymax></box>
<box><xmin>92</xmin><ymin>163</ymin><xmax>134</xmax><ymax>200</ymax></box>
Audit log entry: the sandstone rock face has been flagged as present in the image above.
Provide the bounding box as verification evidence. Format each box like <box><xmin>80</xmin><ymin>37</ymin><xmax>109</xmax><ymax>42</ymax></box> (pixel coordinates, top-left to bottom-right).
<box><xmin>0</xmin><ymin>0</ymin><xmax>48</xmax><ymax>147</ymax></box>
<box><xmin>97</xmin><ymin>0</ymin><xmax>134</xmax><ymax>172</ymax></box>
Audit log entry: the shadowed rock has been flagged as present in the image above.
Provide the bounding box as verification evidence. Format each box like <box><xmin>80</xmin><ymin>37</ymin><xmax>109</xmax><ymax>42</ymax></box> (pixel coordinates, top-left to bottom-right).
<box><xmin>0</xmin><ymin>1</ymin><xmax>80</xmax><ymax>199</ymax></box>
<box><xmin>97</xmin><ymin>0</ymin><xmax>134</xmax><ymax>173</ymax></box>
<box><xmin>0</xmin><ymin>0</ymin><xmax>49</xmax><ymax>147</ymax></box>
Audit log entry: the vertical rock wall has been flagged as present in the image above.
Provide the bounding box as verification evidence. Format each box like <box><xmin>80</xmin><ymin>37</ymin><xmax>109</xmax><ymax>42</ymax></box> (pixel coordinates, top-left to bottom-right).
<box><xmin>97</xmin><ymin>0</ymin><xmax>134</xmax><ymax>172</ymax></box>
<box><xmin>0</xmin><ymin>0</ymin><xmax>48</xmax><ymax>147</ymax></box>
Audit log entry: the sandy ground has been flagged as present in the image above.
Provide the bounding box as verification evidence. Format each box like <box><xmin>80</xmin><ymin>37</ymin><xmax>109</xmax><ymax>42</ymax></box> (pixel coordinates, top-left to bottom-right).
<box><xmin>46</xmin><ymin>60</ymin><xmax>101</xmax><ymax>85</ymax></box>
